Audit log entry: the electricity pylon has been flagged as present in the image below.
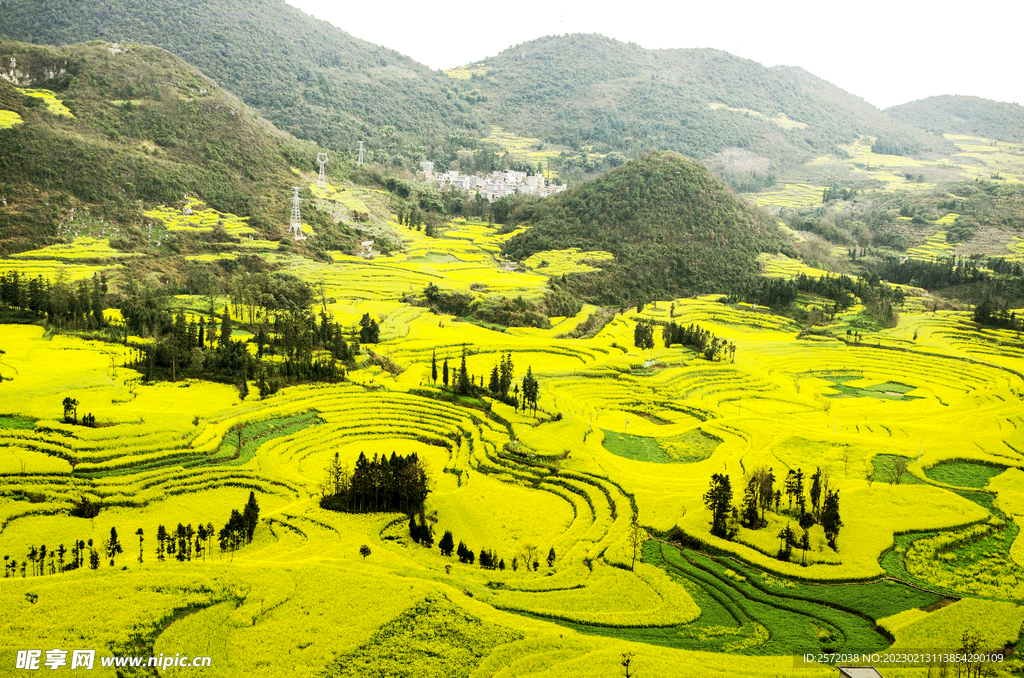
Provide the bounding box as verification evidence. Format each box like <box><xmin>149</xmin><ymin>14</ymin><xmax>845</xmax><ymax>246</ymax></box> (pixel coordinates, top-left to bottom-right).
<box><xmin>316</xmin><ymin>153</ymin><xmax>328</xmax><ymax>190</ymax></box>
<box><xmin>289</xmin><ymin>187</ymin><xmax>305</xmax><ymax>240</ymax></box>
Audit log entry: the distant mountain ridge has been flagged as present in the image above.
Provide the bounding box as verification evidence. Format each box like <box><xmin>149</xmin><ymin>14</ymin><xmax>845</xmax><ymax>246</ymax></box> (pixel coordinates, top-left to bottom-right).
<box><xmin>886</xmin><ymin>95</ymin><xmax>1024</xmax><ymax>143</ymax></box>
<box><xmin>455</xmin><ymin>34</ymin><xmax>953</xmax><ymax>180</ymax></box>
<box><xmin>502</xmin><ymin>151</ymin><xmax>785</xmax><ymax>305</ymax></box>
<box><xmin>0</xmin><ymin>0</ymin><xmax>483</xmax><ymax>162</ymax></box>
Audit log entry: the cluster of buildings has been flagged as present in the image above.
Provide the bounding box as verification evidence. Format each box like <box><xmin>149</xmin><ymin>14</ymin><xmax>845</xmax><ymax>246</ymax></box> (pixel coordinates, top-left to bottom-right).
<box><xmin>418</xmin><ymin>162</ymin><xmax>566</xmax><ymax>202</ymax></box>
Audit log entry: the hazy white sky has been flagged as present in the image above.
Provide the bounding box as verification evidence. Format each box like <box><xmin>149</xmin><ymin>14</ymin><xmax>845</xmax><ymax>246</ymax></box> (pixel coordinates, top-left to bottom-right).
<box><xmin>285</xmin><ymin>0</ymin><xmax>1022</xmax><ymax>110</ymax></box>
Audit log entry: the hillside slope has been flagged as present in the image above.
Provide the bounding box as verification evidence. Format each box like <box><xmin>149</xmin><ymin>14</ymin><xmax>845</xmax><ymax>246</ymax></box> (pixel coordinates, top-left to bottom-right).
<box><xmin>0</xmin><ymin>40</ymin><xmax>352</xmax><ymax>252</ymax></box>
<box><xmin>455</xmin><ymin>34</ymin><xmax>952</xmax><ymax>183</ymax></box>
<box><xmin>0</xmin><ymin>0</ymin><xmax>482</xmax><ymax>162</ymax></box>
<box><xmin>502</xmin><ymin>151</ymin><xmax>785</xmax><ymax>304</ymax></box>
<box><xmin>886</xmin><ymin>95</ymin><xmax>1024</xmax><ymax>143</ymax></box>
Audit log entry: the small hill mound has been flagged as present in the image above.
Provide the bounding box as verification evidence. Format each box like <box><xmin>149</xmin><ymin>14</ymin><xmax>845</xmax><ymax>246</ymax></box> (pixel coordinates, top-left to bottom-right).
<box><xmin>502</xmin><ymin>151</ymin><xmax>785</xmax><ymax>304</ymax></box>
<box><xmin>0</xmin><ymin>41</ymin><xmax>352</xmax><ymax>252</ymax></box>
<box><xmin>886</xmin><ymin>95</ymin><xmax>1024</xmax><ymax>143</ymax></box>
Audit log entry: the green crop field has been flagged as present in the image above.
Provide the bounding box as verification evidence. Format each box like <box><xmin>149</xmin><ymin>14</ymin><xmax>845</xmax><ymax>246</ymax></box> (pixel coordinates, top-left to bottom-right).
<box><xmin>3</xmin><ymin>198</ymin><xmax>1024</xmax><ymax>677</ymax></box>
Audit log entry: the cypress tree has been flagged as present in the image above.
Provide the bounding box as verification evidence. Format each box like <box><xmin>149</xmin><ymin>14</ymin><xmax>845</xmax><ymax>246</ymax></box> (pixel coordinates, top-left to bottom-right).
<box><xmin>488</xmin><ymin>363</ymin><xmax>500</xmax><ymax>394</ymax></box>
<box><xmin>431</xmin><ymin>349</ymin><xmax>438</xmax><ymax>385</ymax></box>
<box><xmin>456</xmin><ymin>345</ymin><xmax>471</xmax><ymax>395</ymax></box>
<box><xmin>439</xmin><ymin>530</ymin><xmax>454</xmax><ymax>557</ymax></box>
<box><xmin>243</xmin><ymin>491</ymin><xmax>260</xmax><ymax>543</ymax></box>
<box><xmin>220</xmin><ymin>306</ymin><xmax>232</xmax><ymax>348</ymax></box>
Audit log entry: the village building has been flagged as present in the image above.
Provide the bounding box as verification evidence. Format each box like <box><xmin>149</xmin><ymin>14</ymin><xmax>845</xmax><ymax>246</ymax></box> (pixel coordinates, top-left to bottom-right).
<box><xmin>417</xmin><ymin>166</ymin><xmax>566</xmax><ymax>202</ymax></box>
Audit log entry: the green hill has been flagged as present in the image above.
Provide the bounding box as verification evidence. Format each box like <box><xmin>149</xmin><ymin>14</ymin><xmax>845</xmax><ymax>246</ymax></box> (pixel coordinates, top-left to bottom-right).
<box><xmin>0</xmin><ymin>40</ymin><xmax>355</xmax><ymax>252</ymax></box>
<box><xmin>886</xmin><ymin>95</ymin><xmax>1024</xmax><ymax>143</ymax></box>
<box><xmin>502</xmin><ymin>151</ymin><xmax>786</xmax><ymax>304</ymax></box>
<box><xmin>454</xmin><ymin>34</ymin><xmax>953</xmax><ymax>184</ymax></box>
<box><xmin>0</xmin><ymin>0</ymin><xmax>483</xmax><ymax>163</ymax></box>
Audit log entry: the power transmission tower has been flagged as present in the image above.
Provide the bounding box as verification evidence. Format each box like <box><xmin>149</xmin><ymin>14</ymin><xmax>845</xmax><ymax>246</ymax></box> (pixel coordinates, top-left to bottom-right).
<box><xmin>357</xmin><ymin>141</ymin><xmax>364</xmax><ymax>166</ymax></box>
<box><xmin>289</xmin><ymin>187</ymin><xmax>305</xmax><ymax>240</ymax></box>
<box><xmin>316</xmin><ymin>152</ymin><xmax>328</xmax><ymax>190</ymax></box>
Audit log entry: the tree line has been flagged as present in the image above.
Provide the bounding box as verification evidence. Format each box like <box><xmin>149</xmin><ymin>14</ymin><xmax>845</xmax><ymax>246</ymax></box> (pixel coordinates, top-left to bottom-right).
<box><xmin>728</xmin><ymin>272</ymin><xmax>904</xmax><ymax>327</ymax></box>
<box><xmin>0</xmin><ymin>271</ymin><xmax>107</xmax><ymax>330</ymax></box>
<box><xmin>3</xmin><ymin>492</ymin><xmax>259</xmax><ymax>578</ymax></box>
<box><xmin>417</xmin><ymin>522</ymin><xmax>555</xmax><ymax>573</ymax></box>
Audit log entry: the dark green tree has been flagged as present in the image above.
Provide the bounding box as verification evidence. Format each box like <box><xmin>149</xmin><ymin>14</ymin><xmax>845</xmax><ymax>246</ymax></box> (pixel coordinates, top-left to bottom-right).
<box><xmin>499</xmin><ymin>353</ymin><xmax>514</xmax><ymax>398</ymax></box>
<box><xmin>156</xmin><ymin>525</ymin><xmax>167</xmax><ymax>561</ymax></box>
<box><xmin>220</xmin><ymin>306</ymin><xmax>233</xmax><ymax>348</ymax></box>
<box><xmin>488</xmin><ymin>362</ymin><xmax>500</xmax><ymax>394</ymax></box>
<box><xmin>740</xmin><ymin>482</ymin><xmax>762</xmax><ymax>529</ymax></box>
<box><xmin>439</xmin><ymin>530</ymin><xmax>455</xmax><ymax>557</ymax></box>
<box><xmin>243</xmin><ymin>491</ymin><xmax>260</xmax><ymax>543</ymax></box>
<box><xmin>105</xmin><ymin>527</ymin><xmax>122</xmax><ymax>567</ymax></box>
<box><xmin>62</xmin><ymin>397</ymin><xmax>79</xmax><ymax>424</ymax></box>
<box><xmin>521</xmin><ymin>366</ymin><xmax>539</xmax><ymax>413</ymax></box>
<box><xmin>456</xmin><ymin>345</ymin><xmax>472</xmax><ymax>395</ymax></box>
<box><xmin>135</xmin><ymin>528</ymin><xmax>144</xmax><ymax>564</ymax></box>
<box><xmin>800</xmin><ymin>528</ymin><xmax>811</xmax><ymax>566</ymax></box>
<box><xmin>547</xmin><ymin>547</ymin><xmax>556</xmax><ymax>568</ymax></box>
<box><xmin>633</xmin><ymin>320</ymin><xmax>654</xmax><ymax>350</ymax></box>
<box><xmin>359</xmin><ymin>544</ymin><xmax>371</xmax><ymax>559</ymax></box>
<box><xmin>442</xmin><ymin>357</ymin><xmax>449</xmax><ymax>387</ymax></box>
<box><xmin>704</xmin><ymin>474</ymin><xmax>734</xmax><ymax>539</ymax></box>
<box><xmin>358</xmin><ymin>313</ymin><xmax>380</xmax><ymax>344</ymax></box>
<box><xmin>810</xmin><ymin>468</ymin><xmax>822</xmax><ymax>516</ymax></box>
<box><xmin>431</xmin><ymin>349</ymin><xmax>438</xmax><ymax>385</ymax></box>
<box><xmin>821</xmin><ymin>489</ymin><xmax>843</xmax><ymax>550</ymax></box>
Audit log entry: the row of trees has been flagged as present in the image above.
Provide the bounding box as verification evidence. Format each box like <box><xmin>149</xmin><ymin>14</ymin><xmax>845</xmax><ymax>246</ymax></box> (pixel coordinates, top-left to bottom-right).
<box><xmin>661</xmin><ymin>321</ymin><xmax>735</xmax><ymax>362</ymax></box>
<box><xmin>319</xmin><ymin>452</ymin><xmax>430</xmax><ymax>515</ymax></box>
<box><xmin>0</xmin><ymin>271</ymin><xmax>107</xmax><ymax>331</ymax></box>
<box><xmin>428</xmin><ymin>524</ymin><xmax>555</xmax><ymax>572</ymax></box>
<box><xmin>728</xmin><ymin>272</ymin><xmax>905</xmax><ymax>327</ymax></box>
<box><xmin>973</xmin><ymin>297</ymin><xmax>1019</xmax><ymax>330</ymax></box>
<box><xmin>3</xmin><ymin>492</ymin><xmax>260</xmax><ymax>578</ymax></box>
<box><xmin>5</xmin><ymin>536</ymin><xmax>107</xmax><ymax>577</ymax></box>
<box><xmin>428</xmin><ymin>347</ymin><xmax>540</xmax><ymax>413</ymax></box>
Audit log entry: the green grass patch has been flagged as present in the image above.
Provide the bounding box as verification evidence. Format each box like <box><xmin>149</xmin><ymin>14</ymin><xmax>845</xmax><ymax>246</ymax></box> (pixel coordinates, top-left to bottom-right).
<box><xmin>902</xmin><ymin>522</ymin><xmax>1022</xmax><ymax>599</ymax></box>
<box><xmin>327</xmin><ymin>595</ymin><xmax>521</xmax><ymax>678</ymax></box>
<box><xmin>602</xmin><ymin>429</ymin><xmax>720</xmax><ymax>464</ymax></box>
<box><xmin>924</xmin><ymin>460</ymin><xmax>1006</xmax><ymax>488</ymax></box>
<box><xmin>0</xmin><ymin>415</ymin><xmax>36</xmax><ymax>429</ymax></box>
<box><xmin>823</xmin><ymin>374</ymin><xmax>920</xmax><ymax>400</ymax></box>
<box><xmin>218</xmin><ymin>411</ymin><xmax>322</xmax><ymax>466</ymax></box>
<box><xmin>871</xmin><ymin>454</ymin><xmax>925</xmax><ymax>485</ymax></box>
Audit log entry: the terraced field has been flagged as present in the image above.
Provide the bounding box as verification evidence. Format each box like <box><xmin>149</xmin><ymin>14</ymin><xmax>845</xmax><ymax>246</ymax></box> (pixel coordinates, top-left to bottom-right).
<box><xmin>2</xmin><ymin>212</ymin><xmax>1024</xmax><ymax>675</ymax></box>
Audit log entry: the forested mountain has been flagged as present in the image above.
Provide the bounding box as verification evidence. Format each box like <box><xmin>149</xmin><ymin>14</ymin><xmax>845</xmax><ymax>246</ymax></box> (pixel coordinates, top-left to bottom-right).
<box><xmin>886</xmin><ymin>95</ymin><xmax>1024</xmax><ymax>143</ymax></box>
<box><xmin>0</xmin><ymin>0</ymin><xmax>483</xmax><ymax>164</ymax></box>
<box><xmin>0</xmin><ymin>40</ymin><xmax>351</xmax><ymax>252</ymax></box>
<box><xmin>456</xmin><ymin>34</ymin><xmax>953</xmax><ymax>184</ymax></box>
<box><xmin>502</xmin><ymin>151</ymin><xmax>786</xmax><ymax>304</ymax></box>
